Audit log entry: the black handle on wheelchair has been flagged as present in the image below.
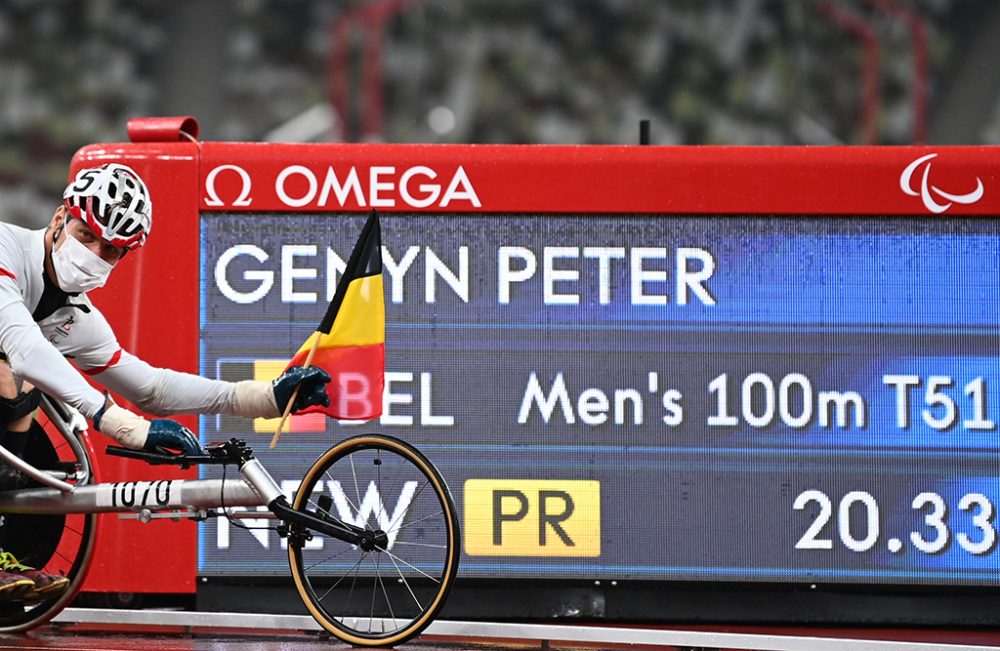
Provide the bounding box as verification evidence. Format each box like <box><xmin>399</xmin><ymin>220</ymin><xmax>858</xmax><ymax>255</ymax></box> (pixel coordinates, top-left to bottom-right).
<box><xmin>105</xmin><ymin>446</ymin><xmax>206</xmax><ymax>469</ymax></box>
<box><xmin>105</xmin><ymin>438</ymin><xmax>253</xmax><ymax>469</ymax></box>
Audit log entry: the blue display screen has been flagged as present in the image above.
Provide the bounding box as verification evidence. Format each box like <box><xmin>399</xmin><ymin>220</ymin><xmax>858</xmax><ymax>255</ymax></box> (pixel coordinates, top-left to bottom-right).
<box><xmin>198</xmin><ymin>212</ymin><xmax>1000</xmax><ymax>584</ymax></box>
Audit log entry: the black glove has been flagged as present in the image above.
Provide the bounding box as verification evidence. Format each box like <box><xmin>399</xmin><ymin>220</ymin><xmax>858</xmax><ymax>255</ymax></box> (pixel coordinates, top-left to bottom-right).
<box><xmin>145</xmin><ymin>419</ymin><xmax>205</xmax><ymax>455</ymax></box>
<box><xmin>273</xmin><ymin>366</ymin><xmax>331</xmax><ymax>414</ymax></box>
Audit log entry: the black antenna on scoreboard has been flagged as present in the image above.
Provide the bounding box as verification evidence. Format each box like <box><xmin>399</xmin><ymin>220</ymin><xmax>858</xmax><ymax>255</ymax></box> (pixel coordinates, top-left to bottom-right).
<box><xmin>639</xmin><ymin>119</ymin><xmax>651</xmax><ymax>145</ymax></box>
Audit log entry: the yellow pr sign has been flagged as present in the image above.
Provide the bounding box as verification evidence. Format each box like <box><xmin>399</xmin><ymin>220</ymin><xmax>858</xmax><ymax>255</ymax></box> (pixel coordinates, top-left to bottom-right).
<box><xmin>463</xmin><ymin>479</ymin><xmax>600</xmax><ymax>557</ymax></box>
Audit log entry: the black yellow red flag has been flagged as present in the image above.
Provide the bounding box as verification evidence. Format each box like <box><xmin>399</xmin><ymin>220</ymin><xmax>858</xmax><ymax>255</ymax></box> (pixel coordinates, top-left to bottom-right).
<box><xmin>285</xmin><ymin>211</ymin><xmax>384</xmax><ymax>421</ymax></box>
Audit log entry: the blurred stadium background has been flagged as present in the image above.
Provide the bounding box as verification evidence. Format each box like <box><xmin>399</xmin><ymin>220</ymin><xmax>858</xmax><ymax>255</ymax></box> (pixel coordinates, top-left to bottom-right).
<box><xmin>2</xmin><ymin>0</ymin><xmax>998</xmax><ymax>227</ymax></box>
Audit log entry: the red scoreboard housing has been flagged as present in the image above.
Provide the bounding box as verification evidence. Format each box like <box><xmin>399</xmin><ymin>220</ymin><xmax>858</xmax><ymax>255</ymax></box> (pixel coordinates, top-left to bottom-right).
<box><xmin>70</xmin><ymin>116</ymin><xmax>1000</xmax><ymax>623</ymax></box>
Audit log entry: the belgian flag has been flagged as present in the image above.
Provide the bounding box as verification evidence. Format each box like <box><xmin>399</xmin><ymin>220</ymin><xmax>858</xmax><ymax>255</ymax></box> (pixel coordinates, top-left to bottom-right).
<box><xmin>272</xmin><ymin>211</ymin><xmax>384</xmax><ymax>445</ymax></box>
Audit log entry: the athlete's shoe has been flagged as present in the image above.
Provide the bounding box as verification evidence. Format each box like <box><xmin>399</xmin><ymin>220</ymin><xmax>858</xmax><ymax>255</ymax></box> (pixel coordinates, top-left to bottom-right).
<box><xmin>0</xmin><ymin>552</ymin><xmax>68</xmax><ymax>600</ymax></box>
<box><xmin>0</xmin><ymin>570</ymin><xmax>32</xmax><ymax>598</ymax></box>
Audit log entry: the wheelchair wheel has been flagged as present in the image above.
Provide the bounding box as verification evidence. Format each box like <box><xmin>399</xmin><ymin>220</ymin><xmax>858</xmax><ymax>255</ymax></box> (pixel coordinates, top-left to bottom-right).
<box><xmin>0</xmin><ymin>417</ymin><xmax>98</xmax><ymax>632</ymax></box>
<box><xmin>288</xmin><ymin>434</ymin><xmax>459</xmax><ymax>647</ymax></box>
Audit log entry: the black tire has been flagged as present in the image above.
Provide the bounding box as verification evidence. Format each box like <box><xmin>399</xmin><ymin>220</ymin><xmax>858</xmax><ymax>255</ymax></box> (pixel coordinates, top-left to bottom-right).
<box><xmin>0</xmin><ymin>418</ymin><xmax>98</xmax><ymax>632</ymax></box>
<box><xmin>288</xmin><ymin>434</ymin><xmax>459</xmax><ymax>647</ymax></box>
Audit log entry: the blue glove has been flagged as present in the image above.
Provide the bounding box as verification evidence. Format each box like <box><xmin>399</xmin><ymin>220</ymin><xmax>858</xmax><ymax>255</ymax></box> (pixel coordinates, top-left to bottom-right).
<box><xmin>145</xmin><ymin>419</ymin><xmax>205</xmax><ymax>455</ymax></box>
<box><xmin>273</xmin><ymin>366</ymin><xmax>331</xmax><ymax>414</ymax></box>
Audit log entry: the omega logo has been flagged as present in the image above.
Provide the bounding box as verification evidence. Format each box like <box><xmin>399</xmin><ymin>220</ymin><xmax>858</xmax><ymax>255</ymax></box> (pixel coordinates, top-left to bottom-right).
<box><xmin>205</xmin><ymin>164</ymin><xmax>254</xmax><ymax>207</ymax></box>
<box><xmin>204</xmin><ymin>163</ymin><xmax>481</xmax><ymax>210</ymax></box>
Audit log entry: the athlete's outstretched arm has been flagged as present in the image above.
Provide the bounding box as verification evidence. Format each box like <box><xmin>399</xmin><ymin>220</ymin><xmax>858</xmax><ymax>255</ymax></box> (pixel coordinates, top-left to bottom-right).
<box><xmin>95</xmin><ymin>351</ymin><xmax>328</xmax><ymax>418</ymax></box>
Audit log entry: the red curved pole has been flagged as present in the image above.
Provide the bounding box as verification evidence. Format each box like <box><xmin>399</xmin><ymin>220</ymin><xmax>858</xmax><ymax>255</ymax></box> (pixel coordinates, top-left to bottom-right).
<box><xmin>866</xmin><ymin>0</ymin><xmax>928</xmax><ymax>144</ymax></box>
<box><xmin>817</xmin><ymin>0</ymin><xmax>881</xmax><ymax>145</ymax></box>
<box><xmin>328</xmin><ymin>12</ymin><xmax>356</xmax><ymax>140</ymax></box>
<box><xmin>328</xmin><ymin>0</ymin><xmax>419</xmax><ymax>142</ymax></box>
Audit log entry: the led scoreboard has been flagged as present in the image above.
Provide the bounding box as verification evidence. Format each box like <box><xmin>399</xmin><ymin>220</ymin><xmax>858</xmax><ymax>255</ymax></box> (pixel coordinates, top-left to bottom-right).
<box><xmin>73</xmin><ymin>120</ymin><xmax>1000</xmax><ymax>611</ymax></box>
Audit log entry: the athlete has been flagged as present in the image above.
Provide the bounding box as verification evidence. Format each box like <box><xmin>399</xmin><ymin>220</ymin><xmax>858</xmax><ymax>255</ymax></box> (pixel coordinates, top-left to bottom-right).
<box><xmin>0</xmin><ymin>162</ymin><xmax>330</xmax><ymax>598</ymax></box>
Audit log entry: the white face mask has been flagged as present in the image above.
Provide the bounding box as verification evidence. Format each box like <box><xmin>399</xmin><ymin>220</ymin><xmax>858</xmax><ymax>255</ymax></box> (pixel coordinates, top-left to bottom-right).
<box><xmin>51</xmin><ymin>228</ymin><xmax>115</xmax><ymax>293</ymax></box>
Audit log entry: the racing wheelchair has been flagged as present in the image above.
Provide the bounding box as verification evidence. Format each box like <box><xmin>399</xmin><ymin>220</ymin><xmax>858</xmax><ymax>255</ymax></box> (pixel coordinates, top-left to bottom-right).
<box><xmin>0</xmin><ymin>393</ymin><xmax>460</xmax><ymax>647</ymax></box>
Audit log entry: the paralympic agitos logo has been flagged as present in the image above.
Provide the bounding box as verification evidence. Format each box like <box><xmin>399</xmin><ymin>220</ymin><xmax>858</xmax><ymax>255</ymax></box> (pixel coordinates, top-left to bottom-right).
<box><xmin>900</xmin><ymin>153</ymin><xmax>984</xmax><ymax>214</ymax></box>
<box><xmin>204</xmin><ymin>163</ymin><xmax>481</xmax><ymax>209</ymax></box>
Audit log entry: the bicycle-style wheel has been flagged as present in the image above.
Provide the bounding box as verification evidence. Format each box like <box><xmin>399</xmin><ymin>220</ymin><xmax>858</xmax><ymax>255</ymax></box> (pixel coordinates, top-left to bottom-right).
<box><xmin>288</xmin><ymin>434</ymin><xmax>459</xmax><ymax>647</ymax></box>
<box><xmin>0</xmin><ymin>416</ymin><xmax>98</xmax><ymax>632</ymax></box>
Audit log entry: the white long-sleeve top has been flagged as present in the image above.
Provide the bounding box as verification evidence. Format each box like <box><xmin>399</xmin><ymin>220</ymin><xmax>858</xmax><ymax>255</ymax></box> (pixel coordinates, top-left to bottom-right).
<box><xmin>0</xmin><ymin>222</ymin><xmax>239</xmax><ymax>420</ymax></box>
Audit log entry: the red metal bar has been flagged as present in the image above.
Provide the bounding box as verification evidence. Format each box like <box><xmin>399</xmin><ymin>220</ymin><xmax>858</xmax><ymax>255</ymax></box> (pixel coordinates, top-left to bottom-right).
<box><xmin>361</xmin><ymin>9</ymin><xmax>385</xmax><ymax>139</ymax></box>
<box><xmin>817</xmin><ymin>0</ymin><xmax>882</xmax><ymax>145</ymax></box>
<box><xmin>329</xmin><ymin>0</ymin><xmax>419</xmax><ymax>142</ymax></box>
<box><xmin>328</xmin><ymin>14</ymin><xmax>355</xmax><ymax>140</ymax></box>
<box><xmin>867</xmin><ymin>0</ymin><xmax>928</xmax><ymax>144</ymax></box>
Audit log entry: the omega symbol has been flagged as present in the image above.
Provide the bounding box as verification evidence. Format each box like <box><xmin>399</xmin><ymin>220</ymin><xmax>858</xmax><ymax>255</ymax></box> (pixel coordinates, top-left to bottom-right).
<box><xmin>205</xmin><ymin>164</ymin><xmax>253</xmax><ymax>207</ymax></box>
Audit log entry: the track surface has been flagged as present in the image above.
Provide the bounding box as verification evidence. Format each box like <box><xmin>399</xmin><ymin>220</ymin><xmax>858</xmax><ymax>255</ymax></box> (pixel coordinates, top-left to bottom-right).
<box><xmin>0</xmin><ymin>629</ymin><xmax>631</xmax><ymax>651</ymax></box>
<box><xmin>5</xmin><ymin>619</ymin><xmax>1000</xmax><ymax>651</ymax></box>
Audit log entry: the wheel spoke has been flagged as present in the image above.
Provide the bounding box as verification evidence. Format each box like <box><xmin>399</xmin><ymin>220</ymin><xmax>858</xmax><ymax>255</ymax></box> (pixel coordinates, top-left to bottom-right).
<box><xmin>368</xmin><ymin>553</ymin><xmax>379</xmax><ymax>632</ymax></box>
<box><xmin>345</xmin><ymin>568</ymin><xmax>360</xmax><ymax>616</ymax></box>
<box><xmin>306</xmin><ymin>497</ymin><xmax>364</xmax><ymax>538</ymax></box>
<box><xmin>349</xmin><ymin>454</ymin><xmax>363</xmax><ymax>527</ymax></box>
<box><xmin>324</xmin><ymin>469</ymin><xmax>365</xmax><ymax>528</ymax></box>
<box><xmin>374</xmin><ymin>550</ymin><xmax>400</xmax><ymax>633</ymax></box>
<box><xmin>385</xmin><ymin>479</ymin><xmax>433</xmax><ymax>533</ymax></box>
<box><xmin>390</xmin><ymin>509</ymin><xmax>444</xmax><ymax>534</ymax></box>
<box><xmin>303</xmin><ymin>543</ymin><xmax>359</xmax><ymax>573</ymax></box>
<box><xmin>375</xmin><ymin>449</ymin><xmax>384</xmax><ymax>527</ymax></box>
<box><xmin>375</xmin><ymin>452</ymin><xmax>409</xmax><ymax>529</ymax></box>
<box><xmin>316</xmin><ymin>553</ymin><xmax>366</xmax><ymax>602</ymax></box>
<box><xmin>385</xmin><ymin>548</ymin><xmax>424</xmax><ymax>611</ymax></box>
<box><xmin>374</xmin><ymin>545</ymin><xmax>442</xmax><ymax>583</ymax></box>
<box><xmin>393</xmin><ymin>540</ymin><xmax>448</xmax><ymax>550</ymax></box>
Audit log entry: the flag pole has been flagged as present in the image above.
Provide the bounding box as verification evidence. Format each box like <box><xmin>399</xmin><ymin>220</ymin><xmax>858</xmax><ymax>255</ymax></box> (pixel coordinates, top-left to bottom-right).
<box><xmin>270</xmin><ymin>335</ymin><xmax>322</xmax><ymax>448</ymax></box>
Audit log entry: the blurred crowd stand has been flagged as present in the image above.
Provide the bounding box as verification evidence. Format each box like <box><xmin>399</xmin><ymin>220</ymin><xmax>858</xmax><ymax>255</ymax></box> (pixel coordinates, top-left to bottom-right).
<box><xmin>0</xmin><ymin>0</ymin><xmax>992</xmax><ymax>228</ymax></box>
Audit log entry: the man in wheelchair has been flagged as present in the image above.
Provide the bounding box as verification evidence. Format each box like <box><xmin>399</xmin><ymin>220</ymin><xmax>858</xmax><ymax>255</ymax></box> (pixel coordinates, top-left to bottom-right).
<box><xmin>0</xmin><ymin>163</ymin><xmax>330</xmax><ymax>598</ymax></box>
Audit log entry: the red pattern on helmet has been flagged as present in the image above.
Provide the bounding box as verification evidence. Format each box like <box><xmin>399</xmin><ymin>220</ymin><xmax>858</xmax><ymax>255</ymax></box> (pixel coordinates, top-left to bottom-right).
<box><xmin>64</xmin><ymin>199</ymin><xmax>145</xmax><ymax>250</ymax></box>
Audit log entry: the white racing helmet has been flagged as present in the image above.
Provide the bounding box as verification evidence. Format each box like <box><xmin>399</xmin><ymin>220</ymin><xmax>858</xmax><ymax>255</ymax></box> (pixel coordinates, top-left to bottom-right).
<box><xmin>62</xmin><ymin>163</ymin><xmax>152</xmax><ymax>250</ymax></box>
